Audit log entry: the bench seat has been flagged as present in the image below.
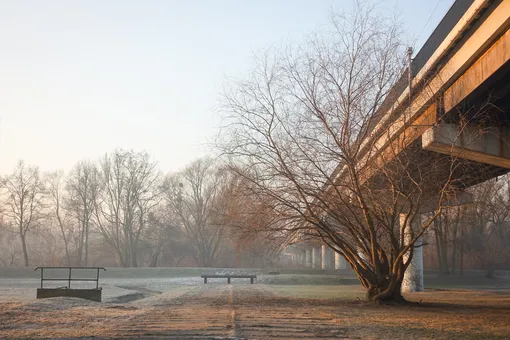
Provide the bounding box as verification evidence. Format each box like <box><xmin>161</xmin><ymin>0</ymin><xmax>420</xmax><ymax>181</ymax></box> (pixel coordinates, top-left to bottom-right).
<box><xmin>200</xmin><ymin>274</ymin><xmax>256</xmax><ymax>284</ymax></box>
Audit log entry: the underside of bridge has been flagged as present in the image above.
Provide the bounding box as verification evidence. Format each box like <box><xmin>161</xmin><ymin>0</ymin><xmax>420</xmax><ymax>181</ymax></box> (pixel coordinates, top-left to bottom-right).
<box><xmin>369</xmin><ymin>20</ymin><xmax>510</xmax><ymax>190</ymax></box>
<box><xmin>363</xmin><ymin>5</ymin><xmax>510</xmax><ymax>292</ymax></box>
<box><xmin>422</xmin><ymin>61</ymin><xmax>510</xmax><ymax>186</ymax></box>
<box><xmin>373</xmin><ymin>58</ymin><xmax>510</xmax><ymax>192</ymax></box>
<box><xmin>420</xmin><ymin>13</ymin><xmax>510</xmax><ymax>179</ymax></box>
<box><xmin>293</xmin><ymin>0</ymin><xmax>510</xmax><ymax>295</ymax></box>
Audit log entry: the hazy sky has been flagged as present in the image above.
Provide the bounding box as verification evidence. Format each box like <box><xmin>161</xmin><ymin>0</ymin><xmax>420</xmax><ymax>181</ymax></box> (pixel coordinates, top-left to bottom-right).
<box><xmin>0</xmin><ymin>0</ymin><xmax>455</xmax><ymax>174</ymax></box>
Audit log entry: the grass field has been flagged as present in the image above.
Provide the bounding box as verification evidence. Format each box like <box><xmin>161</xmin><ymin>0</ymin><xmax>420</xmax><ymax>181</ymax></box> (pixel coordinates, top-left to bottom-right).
<box><xmin>0</xmin><ymin>268</ymin><xmax>509</xmax><ymax>339</ymax></box>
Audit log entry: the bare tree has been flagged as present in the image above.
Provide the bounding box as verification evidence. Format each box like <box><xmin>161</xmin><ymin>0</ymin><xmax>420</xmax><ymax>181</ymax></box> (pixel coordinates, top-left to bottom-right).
<box><xmin>1</xmin><ymin>161</ymin><xmax>46</xmax><ymax>267</ymax></box>
<box><xmin>65</xmin><ymin>161</ymin><xmax>101</xmax><ymax>266</ymax></box>
<box><xmin>219</xmin><ymin>174</ymin><xmax>286</xmax><ymax>267</ymax></box>
<box><xmin>46</xmin><ymin>171</ymin><xmax>72</xmax><ymax>266</ymax></box>
<box><xmin>0</xmin><ymin>223</ymin><xmax>21</xmax><ymax>267</ymax></box>
<box><xmin>142</xmin><ymin>208</ymin><xmax>187</xmax><ymax>267</ymax></box>
<box><xmin>463</xmin><ymin>177</ymin><xmax>510</xmax><ymax>277</ymax></box>
<box><xmin>30</xmin><ymin>224</ymin><xmax>64</xmax><ymax>266</ymax></box>
<box><xmin>218</xmin><ymin>4</ymin><xmax>481</xmax><ymax>302</ymax></box>
<box><xmin>162</xmin><ymin>158</ymin><xmax>228</xmax><ymax>267</ymax></box>
<box><xmin>94</xmin><ymin>149</ymin><xmax>161</xmax><ymax>267</ymax></box>
<box><xmin>429</xmin><ymin>205</ymin><xmax>465</xmax><ymax>275</ymax></box>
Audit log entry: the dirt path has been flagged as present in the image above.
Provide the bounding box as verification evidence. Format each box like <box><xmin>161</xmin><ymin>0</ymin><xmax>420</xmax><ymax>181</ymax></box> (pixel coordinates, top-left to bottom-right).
<box><xmin>107</xmin><ymin>284</ymin><xmax>237</xmax><ymax>339</ymax></box>
<box><xmin>104</xmin><ymin>284</ymin><xmax>345</xmax><ymax>339</ymax></box>
<box><xmin>232</xmin><ymin>285</ymin><xmax>346</xmax><ymax>339</ymax></box>
<box><xmin>0</xmin><ymin>284</ymin><xmax>347</xmax><ymax>339</ymax></box>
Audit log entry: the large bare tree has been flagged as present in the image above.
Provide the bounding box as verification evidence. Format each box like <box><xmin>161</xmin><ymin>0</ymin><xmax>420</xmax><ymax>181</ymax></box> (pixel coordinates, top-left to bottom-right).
<box><xmin>94</xmin><ymin>149</ymin><xmax>161</xmax><ymax>267</ymax></box>
<box><xmin>162</xmin><ymin>158</ymin><xmax>228</xmax><ymax>267</ymax></box>
<box><xmin>2</xmin><ymin>161</ymin><xmax>46</xmax><ymax>267</ymax></box>
<box><xmin>46</xmin><ymin>171</ymin><xmax>72</xmax><ymax>266</ymax></box>
<box><xmin>218</xmin><ymin>4</ymin><xmax>479</xmax><ymax>302</ymax></box>
<box><xmin>65</xmin><ymin>161</ymin><xmax>101</xmax><ymax>266</ymax></box>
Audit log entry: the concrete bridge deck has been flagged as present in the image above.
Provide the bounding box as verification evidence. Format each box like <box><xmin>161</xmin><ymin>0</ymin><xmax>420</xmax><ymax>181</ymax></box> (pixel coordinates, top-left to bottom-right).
<box><xmin>293</xmin><ymin>0</ymin><xmax>510</xmax><ymax>293</ymax></box>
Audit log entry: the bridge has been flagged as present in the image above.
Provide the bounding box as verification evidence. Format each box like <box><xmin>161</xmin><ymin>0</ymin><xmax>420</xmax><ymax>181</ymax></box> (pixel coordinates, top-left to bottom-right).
<box><xmin>290</xmin><ymin>0</ymin><xmax>510</xmax><ymax>292</ymax></box>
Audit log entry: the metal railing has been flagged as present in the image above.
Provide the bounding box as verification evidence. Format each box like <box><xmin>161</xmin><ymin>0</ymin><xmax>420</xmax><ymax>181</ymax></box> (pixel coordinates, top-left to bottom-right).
<box><xmin>34</xmin><ymin>267</ymin><xmax>106</xmax><ymax>290</ymax></box>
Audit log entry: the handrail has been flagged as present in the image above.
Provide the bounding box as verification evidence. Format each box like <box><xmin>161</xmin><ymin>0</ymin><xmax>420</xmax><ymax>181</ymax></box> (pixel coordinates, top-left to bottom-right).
<box><xmin>34</xmin><ymin>267</ymin><xmax>106</xmax><ymax>271</ymax></box>
<box><xmin>34</xmin><ymin>267</ymin><xmax>106</xmax><ymax>290</ymax></box>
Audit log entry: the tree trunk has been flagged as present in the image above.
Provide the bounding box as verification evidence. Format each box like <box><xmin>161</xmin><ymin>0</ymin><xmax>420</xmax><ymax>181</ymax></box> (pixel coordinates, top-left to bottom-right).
<box><xmin>349</xmin><ymin>254</ymin><xmax>407</xmax><ymax>303</ymax></box>
<box><xmin>77</xmin><ymin>218</ymin><xmax>84</xmax><ymax>266</ymax></box>
<box><xmin>366</xmin><ymin>276</ymin><xmax>405</xmax><ymax>303</ymax></box>
<box><xmin>441</xmin><ymin>216</ymin><xmax>450</xmax><ymax>275</ymax></box>
<box><xmin>434</xmin><ymin>225</ymin><xmax>443</xmax><ymax>273</ymax></box>
<box><xmin>451</xmin><ymin>223</ymin><xmax>458</xmax><ymax>274</ymax></box>
<box><xmin>486</xmin><ymin>260</ymin><xmax>495</xmax><ymax>278</ymax></box>
<box><xmin>118</xmin><ymin>249</ymin><xmax>127</xmax><ymax>268</ymax></box>
<box><xmin>55</xmin><ymin>205</ymin><xmax>71</xmax><ymax>266</ymax></box>
<box><xmin>84</xmin><ymin>221</ymin><xmax>89</xmax><ymax>266</ymax></box>
<box><xmin>460</xmin><ymin>222</ymin><xmax>464</xmax><ymax>275</ymax></box>
<box><xmin>64</xmin><ymin>241</ymin><xmax>71</xmax><ymax>266</ymax></box>
<box><xmin>434</xmin><ymin>216</ymin><xmax>449</xmax><ymax>275</ymax></box>
<box><xmin>59</xmin><ymin>226</ymin><xmax>71</xmax><ymax>266</ymax></box>
<box><xmin>451</xmin><ymin>240</ymin><xmax>457</xmax><ymax>274</ymax></box>
<box><xmin>20</xmin><ymin>234</ymin><xmax>29</xmax><ymax>267</ymax></box>
<box><xmin>131</xmin><ymin>247</ymin><xmax>138</xmax><ymax>267</ymax></box>
<box><xmin>149</xmin><ymin>251</ymin><xmax>159</xmax><ymax>267</ymax></box>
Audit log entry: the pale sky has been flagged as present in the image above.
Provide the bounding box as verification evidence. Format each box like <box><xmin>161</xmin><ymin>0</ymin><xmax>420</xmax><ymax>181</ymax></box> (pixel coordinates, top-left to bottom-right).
<box><xmin>0</xmin><ymin>0</ymin><xmax>455</xmax><ymax>174</ymax></box>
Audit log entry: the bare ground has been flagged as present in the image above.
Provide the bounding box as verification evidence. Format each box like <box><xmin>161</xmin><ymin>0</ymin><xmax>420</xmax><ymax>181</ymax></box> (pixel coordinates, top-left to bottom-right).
<box><xmin>1</xmin><ymin>284</ymin><xmax>510</xmax><ymax>339</ymax></box>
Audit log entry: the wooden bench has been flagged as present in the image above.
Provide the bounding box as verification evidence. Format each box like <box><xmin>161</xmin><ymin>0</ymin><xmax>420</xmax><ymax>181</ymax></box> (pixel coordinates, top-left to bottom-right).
<box><xmin>201</xmin><ymin>274</ymin><xmax>256</xmax><ymax>284</ymax></box>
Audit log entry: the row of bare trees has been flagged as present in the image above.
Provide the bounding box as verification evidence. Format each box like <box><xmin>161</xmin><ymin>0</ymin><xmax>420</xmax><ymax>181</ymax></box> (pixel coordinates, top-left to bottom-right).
<box><xmin>1</xmin><ymin>149</ymin><xmax>509</xmax><ymax>277</ymax></box>
<box><xmin>0</xmin><ymin>151</ymin><xmax>281</xmax><ymax>268</ymax></box>
<box><xmin>427</xmin><ymin>176</ymin><xmax>510</xmax><ymax>277</ymax></box>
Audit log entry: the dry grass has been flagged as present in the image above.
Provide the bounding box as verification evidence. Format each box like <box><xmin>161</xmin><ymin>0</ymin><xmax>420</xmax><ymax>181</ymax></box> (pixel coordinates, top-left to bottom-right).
<box><xmin>271</xmin><ymin>284</ymin><xmax>367</xmax><ymax>300</ymax></box>
<box><xmin>342</xmin><ymin>291</ymin><xmax>510</xmax><ymax>339</ymax></box>
<box><xmin>270</xmin><ymin>285</ymin><xmax>510</xmax><ymax>339</ymax></box>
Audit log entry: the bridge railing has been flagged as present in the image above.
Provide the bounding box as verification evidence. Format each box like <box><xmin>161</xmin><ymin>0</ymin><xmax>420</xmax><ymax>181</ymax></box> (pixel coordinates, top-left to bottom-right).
<box><xmin>34</xmin><ymin>266</ymin><xmax>106</xmax><ymax>290</ymax></box>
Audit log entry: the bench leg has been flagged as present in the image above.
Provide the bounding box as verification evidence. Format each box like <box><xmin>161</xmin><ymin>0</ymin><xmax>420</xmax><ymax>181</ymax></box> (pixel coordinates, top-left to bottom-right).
<box><xmin>204</xmin><ymin>278</ymin><xmax>207</xmax><ymax>284</ymax></box>
<box><xmin>227</xmin><ymin>277</ymin><xmax>231</xmax><ymax>284</ymax></box>
<box><xmin>251</xmin><ymin>278</ymin><xmax>254</xmax><ymax>284</ymax></box>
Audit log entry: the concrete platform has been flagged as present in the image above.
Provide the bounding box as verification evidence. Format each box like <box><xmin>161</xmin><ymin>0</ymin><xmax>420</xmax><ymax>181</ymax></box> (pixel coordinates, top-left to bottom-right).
<box><xmin>36</xmin><ymin>288</ymin><xmax>102</xmax><ymax>302</ymax></box>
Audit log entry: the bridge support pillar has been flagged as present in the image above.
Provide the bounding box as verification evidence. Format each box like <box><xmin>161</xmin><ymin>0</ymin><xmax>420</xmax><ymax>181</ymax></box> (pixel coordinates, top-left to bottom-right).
<box><xmin>322</xmin><ymin>245</ymin><xmax>332</xmax><ymax>270</ymax></box>
<box><xmin>335</xmin><ymin>252</ymin><xmax>347</xmax><ymax>270</ymax></box>
<box><xmin>330</xmin><ymin>249</ymin><xmax>336</xmax><ymax>270</ymax></box>
<box><xmin>401</xmin><ymin>215</ymin><xmax>424</xmax><ymax>293</ymax></box>
<box><xmin>312</xmin><ymin>247</ymin><xmax>321</xmax><ymax>269</ymax></box>
<box><xmin>305</xmin><ymin>249</ymin><xmax>312</xmax><ymax>268</ymax></box>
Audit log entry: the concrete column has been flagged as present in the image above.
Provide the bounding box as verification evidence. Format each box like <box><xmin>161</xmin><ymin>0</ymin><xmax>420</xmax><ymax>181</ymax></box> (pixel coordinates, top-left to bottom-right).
<box><xmin>335</xmin><ymin>252</ymin><xmax>347</xmax><ymax>270</ymax></box>
<box><xmin>330</xmin><ymin>250</ymin><xmax>336</xmax><ymax>269</ymax></box>
<box><xmin>305</xmin><ymin>249</ymin><xmax>312</xmax><ymax>268</ymax></box>
<box><xmin>312</xmin><ymin>247</ymin><xmax>322</xmax><ymax>268</ymax></box>
<box><xmin>322</xmin><ymin>245</ymin><xmax>332</xmax><ymax>270</ymax></box>
<box><xmin>401</xmin><ymin>215</ymin><xmax>424</xmax><ymax>292</ymax></box>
